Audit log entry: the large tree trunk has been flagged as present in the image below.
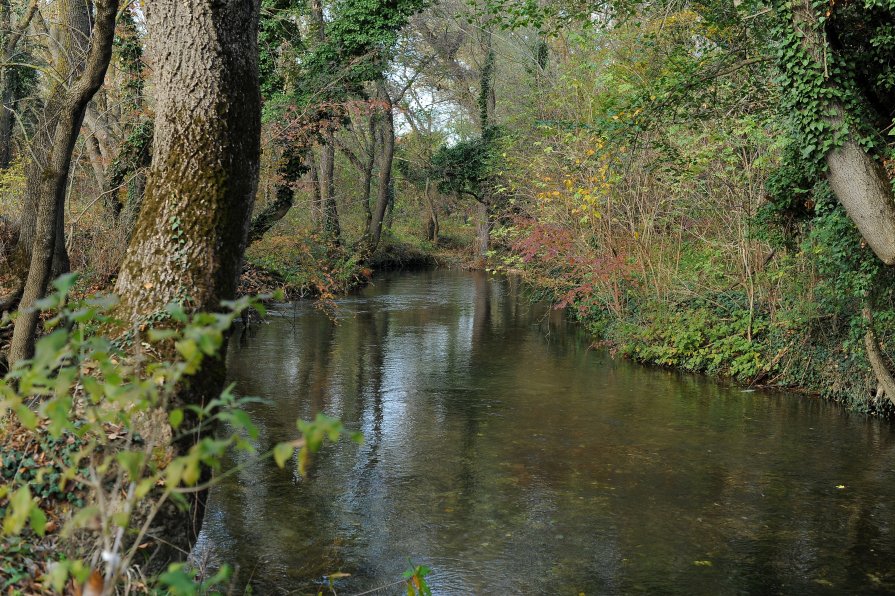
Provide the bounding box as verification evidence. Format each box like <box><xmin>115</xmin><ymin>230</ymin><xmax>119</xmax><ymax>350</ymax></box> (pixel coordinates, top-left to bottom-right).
<box><xmin>8</xmin><ymin>0</ymin><xmax>118</xmax><ymax>367</ymax></box>
<box><xmin>115</xmin><ymin>0</ymin><xmax>261</xmax><ymax>320</ymax></box>
<box><xmin>789</xmin><ymin>2</ymin><xmax>895</xmax><ymax>264</ymax></box>
<box><xmin>112</xmin><ymin>0</ymin><xmax>261</xmax><ymax>565</ymax></box>
<box><xmin>367</xmin><ymin>78</ymin><xmax>395</xmax><ymax>252</ymax></box>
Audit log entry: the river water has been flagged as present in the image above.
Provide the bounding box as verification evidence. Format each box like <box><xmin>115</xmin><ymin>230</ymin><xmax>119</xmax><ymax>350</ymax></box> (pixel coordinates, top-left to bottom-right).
<box><xmin>196</xmin><ymin>270</ymin><xmax>895</xmax><ymax>594</ymax></box>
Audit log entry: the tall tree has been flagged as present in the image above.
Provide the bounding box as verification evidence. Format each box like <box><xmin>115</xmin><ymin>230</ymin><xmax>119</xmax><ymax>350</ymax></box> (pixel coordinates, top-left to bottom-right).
<box><xmin>114</xmin><ymin>1</ymin><xmax>262</xmax><ymax>321</ymax></box>
<box><xmin>7</xmin><ymin>0</ymin><xmax>120</xmax><ymax>366</ymax></box>
<box><xmin>112</xmin><ymin>0</ymin><xmax>263</xmax><ymax>557</ymax></box>
<box><xmin>367</xmin><ymin>78</ymin><xmax>396</xmax><ymax>250</ymax></box>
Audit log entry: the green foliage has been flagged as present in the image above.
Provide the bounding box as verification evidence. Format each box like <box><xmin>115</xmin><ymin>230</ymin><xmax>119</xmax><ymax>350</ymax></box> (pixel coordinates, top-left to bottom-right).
<box><xmin>247</xmin><ymin>232</ymin><xmax>370</xmax><ymax>298</ymax></box>
<box><xmin>618</xmin><ymin>298</ymin><xmax>768</xmax><ymax>381</ymax></box>
<box><xmin>282</xmin><ymin>0</ymin><xmax>428</xmax><ymax>106</ymax></box>
<box><xmin>0</xmin><ymin>277</ymin><xmax>363</xmax><ymax>592</ymax></box>
<box><xmin>0</xmin><ymin>430</ymin><xmax>88</xmax><ymax>521</ymax></box>
<box><xmin>430</xmin><ymin>127</ymin><xmax>504</xmax><ymax>203</ymax></box>
<box><xmin>157</xmin><ymin>563</ymin><xmax>233</xmax><ymax>595</ymax></box>
<box><xmin>403</xmin><ymin>561</ymin><xmax>432</xmax><ymax>596</ymax></box>
<box><xmin>805</xmin><ymin>187</ymin><xmax>883</xmax><ymax>307</ymax></box>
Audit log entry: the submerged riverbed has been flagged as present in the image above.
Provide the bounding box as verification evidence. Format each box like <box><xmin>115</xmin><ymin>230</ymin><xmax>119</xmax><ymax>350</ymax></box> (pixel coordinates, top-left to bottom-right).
<box><xmin>196</xmin><ymin>270</ymin><xmax>895</xmax><ymax>594</ymax></box>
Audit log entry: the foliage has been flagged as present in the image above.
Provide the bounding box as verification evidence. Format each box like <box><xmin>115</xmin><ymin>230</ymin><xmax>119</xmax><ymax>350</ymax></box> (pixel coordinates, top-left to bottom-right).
<box><xmin>618</xmin><ymin>298</ymin><xmax>768</xmax><ymax>381</ymax></box>
<box><xmin>0</xmin><ymin>276</ymin><xmax>362</xmax><ymax>592</ymax></box>
<box><xmin>403</xmin><ymin>561</ymin><xmax>433</xmax><ymax>596</ymax></box>
<box><xmin>247</xmin><ymin>232</ymin><xmax>372</xmax><ymax>299</ymax></box>
<box><xmin>430</xmin><ymin>127</ymin><xmax>504</xmax><ymax>203</ymax></box>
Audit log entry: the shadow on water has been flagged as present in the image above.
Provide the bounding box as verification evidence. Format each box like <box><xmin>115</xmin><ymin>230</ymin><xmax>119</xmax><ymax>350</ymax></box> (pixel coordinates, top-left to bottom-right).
<box><xmin>195</xmin><ymin>270</ymin><xmax>895</xmax><ymax>595</ymax></box>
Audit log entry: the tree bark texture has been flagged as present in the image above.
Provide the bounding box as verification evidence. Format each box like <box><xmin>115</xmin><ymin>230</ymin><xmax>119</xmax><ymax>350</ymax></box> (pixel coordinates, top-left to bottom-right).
<box><xmin>114</xmin><ymin>0</ymin><xmax>262</xmax><ymax>321</ymax></box>
<box><xmin>112</xmin><ymin>0</ymin><xmax>262</xmax><ymax>568</ymax></box>
<box><xmin>863</xmin><ymin>307</ymin><xmax>895</xmax><ymax>407</ymax></box>
<box><xmin>826</xmin><ymin>108</ymin><xmax>895</xmax><ymax>265</ymax></box>
<box><xmin>8</xmin><ymin>0</ymin><xmax>118</xmax><ymax>367</ymax></box>
<box><xmin>10</xmin><ymin>0</ymin><xmax>92</xmax><ymax>285</ymax></box>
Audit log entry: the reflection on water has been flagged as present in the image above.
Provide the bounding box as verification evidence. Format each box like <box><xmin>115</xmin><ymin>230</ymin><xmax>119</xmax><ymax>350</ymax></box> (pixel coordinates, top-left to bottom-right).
<box><xmin>196</xmin><ymin>270</ymin><xmax>895</xmax><ymax>594</ymax></box>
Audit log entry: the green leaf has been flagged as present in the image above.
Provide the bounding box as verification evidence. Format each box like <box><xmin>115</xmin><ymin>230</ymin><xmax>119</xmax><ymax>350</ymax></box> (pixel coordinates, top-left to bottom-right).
<box><xmin>3</xmin><ymin>486</ymin><xmax>32</xmax><ymax>535</ymax></box>
<box><xmin>51</xmin><ymin>273</ymin><xmax>79</xmax><ymax>297</ymax></box>
<box><xmin>29</xmin><ymin>505</ymin><xmax>47</xmax><ymax>537</ymax></box>
<box><xmin>273</xmin><ymin>443</ymin><xmax>294</xmax><ymax>468</ymax></box>
<box><xmin>169</xmin><ymin>408</ymin><xmax>185</xmax><ymax>430</ymax></box>
<box><xmin>148</xmin><ymin>328</ymin><xmax>179</xmax><ymax>342</ymax></box>
<box><xmin>116</xmin><ymin>451</ymin><xmax>146</xmax><ymax>480</ymax></box>
<box><xmin>158</xmin><ymin>564</ymin><xmax>199</xmax><ymax>595</ymax></box>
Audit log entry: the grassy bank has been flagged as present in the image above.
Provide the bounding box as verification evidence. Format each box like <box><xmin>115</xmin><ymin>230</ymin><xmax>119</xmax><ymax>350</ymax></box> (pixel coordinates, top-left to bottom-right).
<box><xmin>498</xmin><ymin>237</ymin><xmax>894</xmax><ymax>417</ymax></box>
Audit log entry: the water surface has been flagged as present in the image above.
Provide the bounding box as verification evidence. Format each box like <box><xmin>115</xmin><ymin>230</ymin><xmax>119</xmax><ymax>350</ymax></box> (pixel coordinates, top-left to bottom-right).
<box><xmin>197</xmin><ymin>270</ymin><xmax>895</xmax><ymax>594</ymax></box>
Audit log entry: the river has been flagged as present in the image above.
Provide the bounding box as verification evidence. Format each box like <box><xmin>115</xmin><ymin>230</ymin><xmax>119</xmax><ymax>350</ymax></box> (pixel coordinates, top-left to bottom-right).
<box><xmin>195</xmin><ymin>269</ymin><xmax>895</xmax><ymax>594</ymax></box>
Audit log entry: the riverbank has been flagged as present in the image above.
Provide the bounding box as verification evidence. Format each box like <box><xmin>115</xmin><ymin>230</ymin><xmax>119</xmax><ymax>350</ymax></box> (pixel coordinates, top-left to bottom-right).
<box><xmin>237</xmin><ymin>219</ymin><xmax>476</xmax><ymax>299</ymax></box>
<box><xmin>497</xmin><ymin>257</ymin><xmax>894</xmax><ymax>419</ymax></box>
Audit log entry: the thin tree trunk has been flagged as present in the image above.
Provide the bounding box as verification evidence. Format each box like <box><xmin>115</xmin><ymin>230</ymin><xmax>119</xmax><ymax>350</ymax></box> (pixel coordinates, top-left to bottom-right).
<box><xmin>474</xmin><ymin>32</ymin><xmax>495</xmax><ymax>263</ymax></box>
<box><xmin>334</xmin><ymin>120</ymin><xmax>375</xmax><ymax>229</ymax></box>
<box><xmin>363</xmin><ymin>115</ymin><xmax>376</xmax><ymax>230</ymax></box>
<box><xmin>308</xmin><ymin>148</ymin><xmax>323</xmax><ymax>225</ymax></box>
<box><xmin>309</xmin><ymin>0</ymin><xmax>339</xmax><ymax>242</ymax></box>
<box><xmin>320</xmin><ymin>129</ymin><xmax>340</xmax><ymax>242</ymax></box>
<box><xmin>424</xmin><ymin>178</ymin><xmax>438</xmax><ymax>242</ymax></box>
<box><xmin>0</xmin><ymin>0</ymin><xmax>11</xmax><ymax>169</ymax></box>
<box><xmin>863</xmin><ymin>307</ymin><xmax>895</xmax><ymax>407</ymax></box>
<box><xmin>0</xmin><ymin>0</ymin><xmax>38</xmax><ymax>169</ymax></box>
<box><xmin>248</xmin><ymin>142</ymin><xmax>305</xmax><ymax>243</ymax></box>
<box><xmin>8</xmin><ymin>0</ymin><xmax>91</xmax><ymax>285</ymax></box>
<box><xmin>366</xmin><ymin>78</ymin><xmax>394</xmax><ymax>251</ymax></box>
<box><xmin>475</xmin><ymin>201</ymin><xmax>489</xmax><ymax>263</ymax></box>
<box><xmin>8</xmin><ymin>0</ymin><xmax>119</xmax><ymax>367</ymax></box>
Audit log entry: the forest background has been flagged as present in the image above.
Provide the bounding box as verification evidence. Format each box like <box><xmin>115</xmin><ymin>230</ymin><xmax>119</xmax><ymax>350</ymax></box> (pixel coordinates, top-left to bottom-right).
<box><xmin>0</xmin><ymin>0</ymin><xmax>893</xmax><ymax>591</ymax></box>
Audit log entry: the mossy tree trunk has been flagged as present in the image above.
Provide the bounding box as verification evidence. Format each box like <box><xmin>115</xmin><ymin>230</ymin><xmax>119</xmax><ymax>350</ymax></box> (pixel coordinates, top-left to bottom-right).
<box><xmin>112</xmin><ymin>0</ymin><xmax>262</xmax><ymax>565</ymax></box>
<box><xmin>114</xmin><ymin>0</ymin><xmax>262</xmax><ymax>321</ymax></box>
<box><xmin>7</xmin><ymin>0</ymin><xmax>119</xmax><ymax>367</ymax></box>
